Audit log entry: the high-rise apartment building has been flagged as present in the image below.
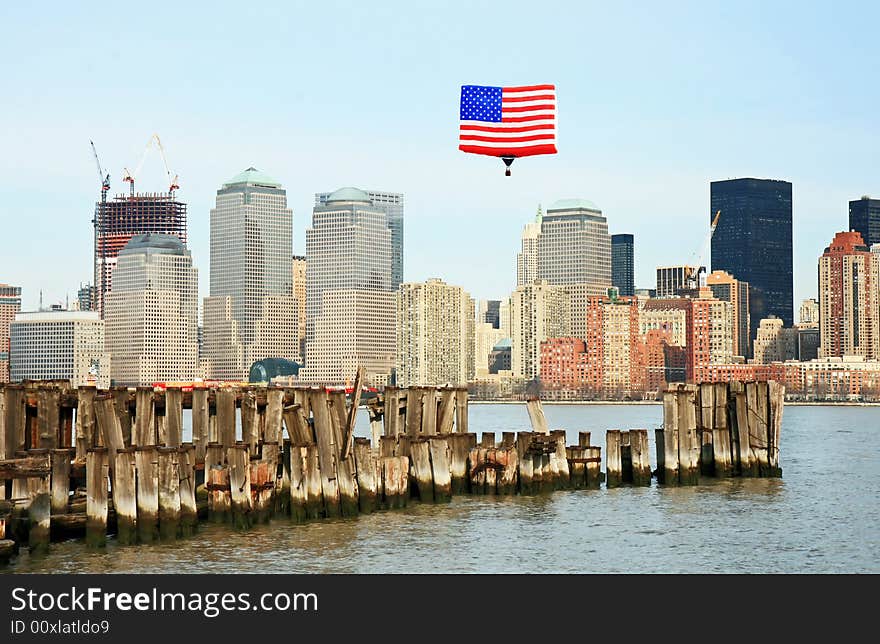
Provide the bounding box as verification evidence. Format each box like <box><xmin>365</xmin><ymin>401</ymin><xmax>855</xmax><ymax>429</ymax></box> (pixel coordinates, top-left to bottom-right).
<box><xmin>516</xmin><ymin>210</ymin><xmax>541</xmax><ymax>287</ymax></box>
<box><xmin>0</xmin><ymin>284</ymin><xmax>22</xmax><ymax>383</ymax></box>
<box><xmin>707</xmin><ymin>269</ymin><xmax>750</xmax><ymax>358</ymax></box>
<box><xmin>849</xmin><ymin>196</ymin><xmax>880</xmax><ymax>248</ymax></box>
<box><xmin>316</xmin><ymin>189</ymin><xmax>403</xmax><ymax>289</ymax></box>
<box><xmin>104</xmin><ymin>234</ymin><xmax>199</xmax><ymax>385</ymax></box>
<box><xmin>656</xmin><ymin>265</ymin><xmax>705</xmax><ymax>298</ymax></box>
<box><xmin>201</xmin><ymin>168</ymin><xmax>298</xmax><ymax>380</ymax></box>
<box><xmin>799</xmin><ymin>298</ymin><xmax>820</xmax><ymax>328</ymax></box>
<box><xmin>10</xmin><ymin>311</ymin><xmax>110</xmax><ymax>387</ymax></box>
<box><xmin>752</xmin><ymin>316</ymin><xmax>798</xmax><ymax>364</ymax></box>
<box><xmin>94</xmin><ymin>192</ymin><xmax>187</xmax><ymax>316</ymax></box>
<box><xmin>396</xmin><ymin>279</ymin><xmax>475</xmax><ymax>386</ymax></box>
<box><xmin>292</xmin><ymin>255</ymin><xmax>306</xmax><ymax>358</ymax></box>
<box><xmin>584</xmin><ymin>295</ymin><xmax>643</xmax><ymax>395</ymax></box>
<box><xmin>303</xmin><ymin>188</ymin><xmax>395</xmax><ymax>384</ymax></box>
<box><xmin>510</xmin><ymin>280</ymin><xmax>570</xmax><ymax>381</ymax></box>
<box><xmin>537</xmin><ymin>199</ymin><xmax>611</xmax><ymax>288</ymax></box>
<box><xmin>710</xmin><ymin>178</ymin><xmax>794</xmax><ymax>338</ymax></box>
<box><xmin>476</xmin><ymin>299</ymin><xmax>501</xmax><ymax>329</ymax></box>
<box><xmin>611</xmin><ymin>233</ymin><xmax>634</xmax><ymax>297</ymax></box>
<box><xmin>818</xmin><ymin>231</ymin><xmax>880</xmax><ymax>360</ymax></box>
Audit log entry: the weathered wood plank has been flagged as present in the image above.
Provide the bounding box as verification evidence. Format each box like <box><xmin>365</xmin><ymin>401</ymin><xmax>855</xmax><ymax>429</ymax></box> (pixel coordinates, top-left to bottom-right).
<box><xmin>428</xmin><ymin>436</ymin><xmax>452</xmax><ymax>502</ymax></box>
<box><xmin>135</xmin><ymin>446</ymin><xmax>159</xmax><ymax>541</ymax></box>
<box><xmin>265</xmin><ymin>389</ymin><xmax>284</xmax><ymax>445</ymax></box>
<box><xmin>410</xmin><ymin>438</ymin><xmax>434</xmax><ymax>502</ymax></box>
<box><xmin>178</xmin><ymin>445</ymin><xmax>197</xmax><ymax>536</ymax></box>
<box><xmin>383</xmin><ymin>387</ymin><xmax>400</xmax><ymax>437</ymax></box>
<box><xmin>353</xmin><ymin>437</ymin><xmax>379</xmax><ymax>513</ymax></box>
<box><xmin>191</xmin><ymin>388</ymin><xmax>209</xmax><ymax>465</ymax></box>
<box><xmin>50</xmin><ymin>448</ymin><xmax>73</xmax><ymax>514</ymax></box>
<box><xmin>526</xmin><ymin>398</ymin><xmax>549</xmax><ymax>435</ymax></box>
<box><xmin>216</xmin><ymin>388</ymin><xmax>237</xmax><ymax>449</ymax></box>
<box><xmin>630</xmin><ymin>429</ymin><xmax>651</xmax><ymax>486</ymax></box>
<box><xmin>437</xmin><ymin>389</ymin><xmax>456</xmax><ymax>434</ymax></box>
<box><xmin>164</xmin><ymin>387</ymin><xmax>183</xmax><ymax>448</ymax></box>
<box><xmin>86</xmin><ymin>448</ymin><xmax>108</xmax><ymax>547</ymax></box>
<box><xmin>329</xmin><ymin>391</ymin><xmax>359</xmax><ymax>517</ymax></box>
<box><xmin>309</xmin><ymin>390</ymin><xmax>340</xmax><ymax>517</ymax></box>
<box><xmin>341</xmin><ymin>367</ymin><xmax>364</xmax><ymax>461</ymax></box>
<box><xmin>134</xmin><ymin>387</ymin><xmax>156</xmax><ymax>447</ymax></box>
<box><xmin>227</xmin><ymin>444</ymin><xmax>252</xmax><ymax>529</ymax></box>
<box><xmin>37</xmin><ymin>388</ymin><xmax>61</xmax><ymax>449</ymax></box>
<box><xmin>405</xmin><ymin>388</ymin><xmax>423</xmax><ymax>437</ymax></box>
<box><xmin>605</xmin><ymin>430</ymin><xmax>622</xmax><ymax>488</ymax></box>
<box><xmin>454</xmin><ymin>387</ymin><xmax>468</xmax><ymax>434</ymax></box>
<box><xmin>113</xmin><ymin>448</ymin><xmax>137</xmax><ymax>545</ymax></box>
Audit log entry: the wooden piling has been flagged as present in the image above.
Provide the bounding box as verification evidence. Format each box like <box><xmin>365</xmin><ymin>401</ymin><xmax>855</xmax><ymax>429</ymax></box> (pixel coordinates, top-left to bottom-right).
<box><xmin>733</xmin><ymin>386</ymin><xmax>754</xmax><ymax>476</ymax></box>
<box><xmin>164</xmin><ymin>387</ymin><xmax>183</xmax><ymax>448</ymax></box>
<box><xmin>310</xmin><ymin>390</ymin><xmax>340</xmax><ymax>517</ymax></box>
<box><xmin>328</xmin><ymin>391</ymin><xmax>359</xmax><ymax>517</ymax></box>
<box><xmin>454</xmin><ymin>387</ymin><xmax>468</xmax><ymax>433</ymax></box>
<box><xmin>383</xmin><ymin>386</ymin><xmax>400</xmax><ymax>437</ymax></box>
<box><xmin>768</xmin><ymin>380</ymin><xmax>784</xmax><ymax>476</ymax></box>
<box><xmin>501</xmin><ymin>431</ymin><xmax>516</xmax><ymax>448</ymax></box>
<box><xmin>428</xmin><ymin>436</ymin><xmax>452</xmax><ymax>502</ymax></box>
<box><xmin>567</xmin><ymin>446</ymin><xmax>585</xmax><ymax>488</ymax></box>
<box><xmin>135</xmin><ymin>446</ymin><xmax>159</xmax><ymax>541</ymax></box>
<box><xmin>497</xmin><ymin>447</ymin><xmax>518</xmax><ymax>495</ymax></box>
<box><xmin>448</xmin><ymin>432</ymin><xmax>475</xmax><ymax>494</ymax></box>
<box><xmin>516</xmin><ymin>432</ymin><xmax>534</xmax><ymax>494</ymax></box>
<box><xmin>113</xmin><ymin>448</ymin><xmax>137</xmax><ymax>545</ymax></box>
<box><xmin>241</xmin><ymin>391</ymin><xmax>258</xmax><ymax>453</ymax></box>
<box><xmin>74</xmin><ymin>387</ymin><xmax>95</xmax><ymax>462</ymax></box>
<box><xmin>481</xmin><ymin>432</ymin><xmax>496</xmax><ymax>448</ymax></box>
<box><xmin>752</xmin><ymin>381</ymin><xmax>771</xmax><ymax>475</ymax></box>
<box><xmin>303</xmin><ymin>444</ymin><xmax>324</xmax><ymax>519</ymax></box>
<box><xmin>526</xmin><ymin>398</ymin><xmax>549</xmax><ymax>435</ymax></box>
<box><xmin>606</xmin><ymin>430</ymin><xmax>622</xmax><ymax>488</ymax></box>
<box><xmin>484</xmin><ymin>448</ymin><xmax>498</xmax><ymax>493</ymax></box>
<box><xmin>630</xmin><ymin>429</ymin><xmax>651</xmax><ymax>485</ymax></box>
<box><xmin>406</xmin><ymin>388</ymin><xmax>423</xmax><ymax>436</ymax></box>
<box><xmin>437</xmin><ymin>389</ymin><xmax>456</xmax><ymax>434</ymax></box>
<box><xmin>658</xmin><ymin>392</ymin><xmax>679</xmax><ymax>484</ymax></box>
<box><xmin>216</xmin><ymin>388</ymin><xmax>237</xmax><ymax>449</ymax></box>
<box><xmin>420</xmin><ymin>389</ymin><xmax>438</xmax><ymax>436</ymax></box>
<box><xmin>353</xmin><ymin>438</ymin><xmax>379</xmax><ymax>512</ymax></box>
<box><xmin>37</xmin><ymin>388</ymin><xmax>60</xmax><ymax>449</ymax></box>
<box><xmin>86</xmin><ymin>447</ymin><xmax>108</xmax><ymax>547</ymax></box>
<box><xmin>551</xmin><ymin>431</ymin><xmax>570</xmax><ymax>489</ymax></box>
<box><xmin>409</xmin><ymin>439</ymin><xmax>434</xmax><ymax>502</ymax></box>
<box><xmin>469</xmin><ymin>447</ymin><xmax>487</xmax><ymax>495</ymax></box>
<box><xmin>113</xmin><ymin>388</ymin><xmax>133</xmax><ymax>448</ymax></box>
<box><xmin>249</xmin><ymin>452</ymin><xmax>272</xmax><ymax>524</ymax></box>
<box><xmin>50</xmin><ymin>448</ymin><xmax>73</xmax><ymax>515</ymax></box>
<box><xmin>28</xmin><ymin>470</ymin><xmax>51</xmax><ymax>553</ymax></box>
<box><xmin>206</xmin><ymin>443</ymin><xmax>230</xmax><ymax>523</ymax></box>
<box><xmin>578</xmin><ymin>431</ymin><xmax>591</xmax><ymax>447</ymax></box>
<box><xmin>94</xmin><ymin>396</ymin><xmax>124</xmax><ymax>481</ymax></box>
<box><xmin>678</xmin><ymin>385</ymin><xmax>700</xmax><ymax>484</ymax></box>
<box><xmin>227</xmin><ymin>444</ymin><xmax>252</xmax><ymax>529</ymax></box>
<box><xmin>283</xmin><ymin>404</ymin><xmax>313</xmax><ymax>444</ymax></box>
<box><xmin>134</xmin><ymin>387</ymin><xmax>156</xmax><ymax>446</ymax></box>
<box><xmin>265</xmin><ymin>389</ymin><xmax>285</xmax><ymax>444</ymax></box>
<box><xmin>585</xmin><ymin>446</ymin><xmax>602</xmax><ymax>488</ymax></box>
<box><xmin>192</xmin><ymin>388</ymin><xmax>209</xmax><ymax>465</ymax></box>
<box><xmin>178</xmin><ymin>445</ymin><xmax>197</xmax><ymax>535</ymax></box>
<box><xmin>699</xmin><ymin>383</ymin><xmax>715</xmax><ymax>476</ymax></box>
<box><xmin>289</xmin><ymin>444</ymin><xmax>308</xmax><ymax>523</ymax></box>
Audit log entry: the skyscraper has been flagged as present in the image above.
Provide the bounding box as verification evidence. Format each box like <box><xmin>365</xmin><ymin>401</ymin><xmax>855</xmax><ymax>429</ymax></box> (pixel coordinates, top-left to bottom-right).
<box><xmin>201</xmin><ymin>168</ymin><xmax>299</xmax><ymax>380</ymax></box>
<box><xmin>104</xmin><ymin>234</ymin><xmax>199</xmax><ymax>385</ymax></box>
<box><xmin>303</xmin><ymin>187</ymin><xmax>395</xmax><ymax>384</ymax></box>
<box><xmin>292</xmin><ymin>255</ymin><xmax>306</xmax><ymax>359</ymax></box>
<box><xmin>656</xmin><ymin>265</ymin><xmax>705</xmax><ymax>298</ymax></box>
<box><xmin>94</xmin><ymin>192</ymin><xmax>187</xmax><ymax>316</ymax></box>
<box><xmin>611</xmin><ymin>233</ymin><xmax>634</xmax><ymax>297</ymax></box>
<box><xmin>710</xmin><ymin>178</ymin><xmax>793</xmax><ymax>339</ymax></box>
<box><xmin>849</xmin><ymin>196</ymin><xmax>880</xmax><ymax>248</ymax></box>
<box><xmin>0</xmin><ymin>283</ymin><xmax>22</xmax><ymax>382</ymax></box>
<box><xmin>818</xmin><ymin>231</ymin><xmax>880</xmax><ymax>360</ymax></box>
<box><xmin>396</xmin><ymin>279</ymin><xmax>475</xmax><ymax>386</ymax></box>
<box><xmin>516</xmin><ymin>210</ymin><xmax>541</xmax><ymax>286</ymax></box>
<box><xmin>316</xmin><ymin>190</ymin><xmax>403</xmax><ymax>289</ymax></box>
<box><xmin>707</xmin><ymin>269</ymin><xmax>750</xmax><ymax>358</ymax></box>
<box><xmin>510</xmin><ymin>280</ymin><xmax>571</xmax><ymax>381</ymax></box>
<box><xmin>476</xmin><ymin>299</ymin><xmax>501</xmax><ymax>328</ymax></box>
<box><xmin>799</xmin><ymin>298</ymin><xmax>820</xmax><ymax>328</ymax></box>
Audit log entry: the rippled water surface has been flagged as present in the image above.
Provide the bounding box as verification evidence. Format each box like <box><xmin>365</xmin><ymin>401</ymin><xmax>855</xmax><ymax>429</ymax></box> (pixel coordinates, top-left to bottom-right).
<box><xmin>4</xmin><ymin>403</ymin><xmax>879</xmax><ymax>573</ymax></box>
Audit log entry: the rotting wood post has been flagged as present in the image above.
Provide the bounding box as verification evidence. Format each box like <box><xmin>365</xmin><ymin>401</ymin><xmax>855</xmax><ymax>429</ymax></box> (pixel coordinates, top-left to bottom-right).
<box><xmin>216</xmin><ymin>388</ymin><xmax>237</xmax><ymax>450</ymax></box>
<box><xmin>420</xmin><ymin>388</ymin><xmax>438</xmax><ymax>436</ymax></box>
<box><xmin>567</xmin><ymin>447</ymin><xmax>585</xmax><ymax>489</ymax></box>
<box><xmin>405</xmin><ymin>388</ymin><xmax>423</xmax><ymax>437</ymax></box>
<box><xmin>353</xmin><ymin>438</ymin><xmax>379</xmax><ymax>512</ymax></box>
<box><xmin>677</xmin><ymin>385</ymin><xmax>700</xmax><ymax>485</ymax></box>
<box><xmin>437</xmin><ymin>389</ymin><xmax>456</xmax><ymax>434</ymax></box>
<box><xmin>74</xmin><ymin>387</ymin><xmax>95</xmax><ymax>463</ymax></box>
<box><xmin>113</xmin><ymin>388</ymin><xmax>133</xmax><ymax>448</ymax></box>
<box><xmin>484</xmin><ymin>448</ymin><xmax>498</xmax><ymax>494</ymax></box>
<box><xmin>227</xmin><ymin>444</ymin><xmax>252</xmax><ymax>530</ymax></box>
<box><xmin>113</xmin><ymin>447</ymin><xmax>137</xmax><ymax>545</ymax></box>
<box><xmin>454</xmin><ymin>387</ymin><xmax>468</xmax><ymax>434</ymax></box>
<box><xmin>342</xmin><ymin>368</ymin><xmax>365</xmax><ymax>462</ymax></box>
<box><xmin>501</xmin><ymin>431</ymin><xmax>516</xmax><ymax>448</ymax></box>
<box><xmin>368</xmin><ymin>407</ymin><xmax>383</xmax><ymax>448</ymax></box>
<box><xmin>248</xmin><ymin>453</ymin><xmax>271</xmax><ymax>524</ymax></box>
<box><xmin>428</xmin><ymin>436</ymin><xmax>452</xmax><ymax>502</ymax></box>
<box><xmin>283</xmin><ymin>404</ymin><xmax>313</xmax><ymax>444</ymax></box>
<box><xmin>526</xmin><ymin>398</ymin><xmax>549</xmax><ymax>435</ymax></box>
<box><xmin>310</xmin><ymin>390</ymin><xmax>340</xmax><ymax>517</ymax></box>
<box><xmin>205</xmin><ymin>443</ymin><xmax>230</xmax><ymax>524</ymax></box>
<box><xmin>192</xmin><ymin>388</ymin><xmax>209</xmax><ymax>466</ymax></box>
<box><xmin>259</xmin><ymin>442</ymin><xmax>280</xmax><ymax>521</ymax></box>
<box><xmin>288</xmin><ymin>444</ymin><xmax>308</xmax><ymax>523</ymax></box>
<box><xmin>383</xmin><ymin>386</ymin><xmax>400</xmax><ymax>437</ymax></box>
<box><xmin>733</xmin><ymin>385</ymin><xmax>754</xmax><ymax>476</ymax></box>
<box><xmin>481</xmin><ymin>432</ymin><xmax>496</xmax><ymax>448</ymax></box>
<box><xmin>328</xmin><ymin>391</ymin><xmax>359</xmax><ymax>517</ymax></box>
<box><xmin>178</xmin><ymin>444</ymin><xmax>197</xmax><ymax>536</ymax></box>
<box><xmin>659</xmin><ymin>391</ymin><xmax>679</xmax><ymax>484</ymax></box>
<box><xmin>448</xmin><ymin>432</ymin><xmax>475</xmax><ymax>495</ymax></box>
<box><xmin>469</xmin><ymin>447</ymin><xmax>487</xmax><ymax>495</ymax></box>
<box><xmin>516</xmin><ymin>432</ymin><xmax>534</xmax><ymax>494</ymax></box>
<box><xmin>94</xmin><ymin>396</ymin><xmax>124</xmax><ymax>484</ymax></box>
<box><xmin>551</xmin><ymin>431</ymin><xmax>570</xmax><ymax>489</ymax></box>
<box><xmin>37</xmin><ymin>388</ymin><xmax>61</xmax><ymax>449</ymax></box>
<box><xmin>497</xmin><ymin>447</ymin><xmax>518</xmax><ymax>495</ymax></box>
<box><xmin>378</xmin><ymin>456</ymin><xmax>400</xmax><ymax>509</ymax></box>
<box><xmin>134</xmin><ymin>387</ymin><xmax>156</xmax><ymax>447</ymax></box>
<box><xmin>50</xmin><ymin>448</ymin><xmax>73</xmax><ymax>515</ymax></box>
<box><xmin>85</xmin><ymin>447</ymin><xmax>108</xmax><ymax>548</ymax></box>
<box><xmin>409</xmin><ymin>439</ymin><xmax>434</xmax><ymax>502</ymax></box>
<box><xmin>241</xmin><ymin>391</ymin><xmax>258</xmax><ymax>454</ymax></box>
<box><xmin>630</xmin><ymin>429</ymin><xmax>651</xmax><ymax>486</ymax></box>
<box><xmin>768</xmin><ymin>380</ymin><xmax>784</xmax><ymax>476</ymax></box>
<box><xmin>135</xmin><ymin>446</ymin><xmax>159</xmax><ymax>542</ymax></box>
<box><xmin>27</xmin><ymin>469</ymin><xmax>51</xmax><ymax>554</ymax></box>
<box><xmin>699</xmin><ymin>383</ymin><xmax>715</xmax><ymax>476</ymax></box>
<box><xmin>753</xmin><ymin>381</ymin><xmax>771</xmax><ymax>476</ymax></box>
<box><xmin>379</xmin><ymin>435</ymin><xmax>396</xmax><ymax>459</ymax></box>
<box><xmin>606</xmin><ymin>430</ymin><xmax>622</xmax><ymax>488</ymax></box>
<box><xmin>578</xmin><ymin>431</ymin><xmax>591</xmax><ymax>448</ymax></box>
<box><xmin>585</xmin><ymin>446</ymin><xmax>602</xmax><ymax>488</ymax></box>
<box><xmin>303</xmin><ymin>444</ymin><xmax>323</xmax><ymax>519</ymax></box>
<box><xmin>277</xmin><ymin>438</ymin><xmax>291</xmax><ymax>516</ymax></box>
<box><xmin>164</xmin><ymin>387</ymin><xmax>183</xmax><ymax>448</ymax></box>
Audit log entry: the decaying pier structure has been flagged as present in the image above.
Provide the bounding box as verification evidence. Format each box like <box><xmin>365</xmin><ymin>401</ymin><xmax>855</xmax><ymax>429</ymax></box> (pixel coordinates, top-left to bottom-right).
<box><xmin>0</xmin><ymin>375</ymin><xmax>784</xmax><ymax>565</ymax></box>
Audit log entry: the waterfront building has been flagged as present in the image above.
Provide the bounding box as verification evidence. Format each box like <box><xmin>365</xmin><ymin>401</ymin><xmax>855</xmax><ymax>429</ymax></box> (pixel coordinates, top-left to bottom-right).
<box><xmin>104</xmin><ymin>234</ymin><xmax>199</xmax><ymax>386</ymax></box>
<box><xmin>316</xmin><ymin>189</ymin><xmax>403</xmax><ymax>289</ymax></box>
<box><xmin>799</xmin><ymin>298</ymin><xmax>820</xmax><ymax>328</ymax></box>
<box><xmin>396</xmin><ymin>279</ymin><xmax>474</xmax><ymax>387</ymax></box>
<box><xmin>0</xmin><ymin>283</ymin><xmax>21</xmax><ymax>383</ymax></box>
<box><xmin>710</xmin><ymin>178</ymin><xmax>794</xmax><ymax>337</ymax></box>
<box><xmin>707</xmin><ymin>269</ymin><xmax>751</xmax><ymax>358</ymax></box>
<box><xmin>752</xmin><ymin>316</ymin><xmax>798</xmax><ymax>364</ymax></box>
<box><xmin>292</xmin><ymin>255</ymin><xmax>306</xmax><ymax>358</ymax></box>
<box><xmin>10</xmin><ymin>311</ymin><xmax>110</xmax><ymax>387</ymax></box>
<box><xmin>818</xmin><ymin>231</ymin><xmax>880</xmax><ymax>360</ymax></box>
<box><xmin>303</xmin><ymin>188</ymin><xmax>395</xmax><ymax>384</ymax></box>
<box><xmin>584</xmin><ymin>294</ymin><xmax>643</xmax><ymax>396</ymax></box>
<box><xmin>849</xmin><ymin>196</ymin><xmax>880</xmax><ymax>248</ymax></box>
<box><xmin>539</xmin><ymin>337</ymin><xmax>587</xmax><ymax>390</ymax></box>
<box><xmin>611</xmin><ymin>233</ymin><xmax>635</xmax><ymax>297</ymax></box>
<box><xmin>510</xmin><ymin>280</ymin><xmax>570</xmax><ymax>381</ymax></box>
<box><xmin>201</xmin><ymin>168</ymin><xmax>298</xmax><ymax>380</ymax></box>
<box><xmin>656</xmin><ymin>265</ymin><xmax>705</xmax><ymax>298</ymax></box>
<box><xmin>797</xmin><ymin>326</ymin><xmax>820</xmax><ymax>361</ymax></box>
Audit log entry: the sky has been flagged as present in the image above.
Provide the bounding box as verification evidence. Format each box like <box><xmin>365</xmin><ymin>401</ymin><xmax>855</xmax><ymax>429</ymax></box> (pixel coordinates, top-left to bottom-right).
<box><xmin>1</xmin><ymin>1</ymin><xmax>877</xmax><ymax>313</ymax></box>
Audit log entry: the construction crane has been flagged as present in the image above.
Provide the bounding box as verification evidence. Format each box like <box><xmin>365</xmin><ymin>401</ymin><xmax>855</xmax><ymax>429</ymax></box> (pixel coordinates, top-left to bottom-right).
<box><xmin>90</xmin><ymin>140</ymin><xmax>110</xmax><ymax>203</ymax></box>
<box><xmin>122</xmin><ymin>133</ymin><xmax>180</xmax><ymax>197</ymax></box>
<box><xmin>90</xmin><ymin>140</ymin><xmax>111</xmax><ymax>315</ymax></box>
<box><xmin>685</xmin><ymin>210</ymin><xmax>721</xmax><ymax>290</ymax></box>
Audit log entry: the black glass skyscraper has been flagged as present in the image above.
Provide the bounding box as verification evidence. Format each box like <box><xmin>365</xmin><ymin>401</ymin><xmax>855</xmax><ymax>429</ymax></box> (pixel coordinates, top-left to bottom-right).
<box><xmin>611</xmin><ymin>233</ymin><xmax>634</xmax><ymax>296</ymax></box>
<box><xmin>849</xmin><ymin>197</ymin><xmax>880</xmax><ymax>248</ymax></box>
<box><xmin>710</xmin><ymin>178</ymin><xmax>793</xmax><ymax>344</ymax></box>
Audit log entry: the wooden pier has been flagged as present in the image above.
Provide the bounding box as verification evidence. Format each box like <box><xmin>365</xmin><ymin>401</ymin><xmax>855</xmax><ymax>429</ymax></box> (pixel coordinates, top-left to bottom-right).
<box><xmin>0</xmin><ymin>377</ymin><xmax>784</xmax><ymax>565</ymax></box>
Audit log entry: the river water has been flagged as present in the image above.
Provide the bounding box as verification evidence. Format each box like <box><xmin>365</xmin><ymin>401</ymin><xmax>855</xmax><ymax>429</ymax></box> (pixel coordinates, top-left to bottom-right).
<box><xmin>4</xmin><ymin>403</ymin><xmax>878</xmax><ymax>574</ymax></box>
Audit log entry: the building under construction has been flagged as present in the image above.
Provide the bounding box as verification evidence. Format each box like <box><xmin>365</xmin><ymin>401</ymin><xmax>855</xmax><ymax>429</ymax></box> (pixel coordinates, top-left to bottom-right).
<box><xmin>94</xmin><ymin>192</ymin><xmax>187</xmax><ymax>315</ymax></box>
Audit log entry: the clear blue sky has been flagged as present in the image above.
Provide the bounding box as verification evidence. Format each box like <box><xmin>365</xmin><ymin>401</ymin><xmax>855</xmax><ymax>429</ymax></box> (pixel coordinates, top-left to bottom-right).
<box><xmin>1</xmin><ymin>1</ymin><xmax>877</xmax><ymax>313</ymax></box>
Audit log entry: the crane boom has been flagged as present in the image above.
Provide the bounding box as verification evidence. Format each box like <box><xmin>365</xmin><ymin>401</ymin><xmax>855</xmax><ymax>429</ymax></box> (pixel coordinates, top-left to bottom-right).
<box><xmin>122</xmin><ymin>134</ymin><xmax>179</xmax><ymax>196</ymax></box>
<box><xmin>89</xmin><ymin>140</ymin><xmax>110</xmax><ymax>197</ymax></box>
<box><xmin>686</xmin><ymin>210</ymin><xmax>721</xmax><ymax>289</ymax></box>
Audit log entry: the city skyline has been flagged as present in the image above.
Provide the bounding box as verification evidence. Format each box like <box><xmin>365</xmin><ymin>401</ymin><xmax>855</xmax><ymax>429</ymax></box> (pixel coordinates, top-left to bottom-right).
<box><xmin>2</xmin><ymin>2</ymin><xmax>878</xmax><ymax>314</ymax></box>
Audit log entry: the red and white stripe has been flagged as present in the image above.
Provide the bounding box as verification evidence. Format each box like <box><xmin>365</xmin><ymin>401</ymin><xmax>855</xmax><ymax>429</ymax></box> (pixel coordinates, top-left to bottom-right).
<box><xmin>459</xmin><ymin>84</ymin><xmax>557</xmax><ymax>158</ymax></box>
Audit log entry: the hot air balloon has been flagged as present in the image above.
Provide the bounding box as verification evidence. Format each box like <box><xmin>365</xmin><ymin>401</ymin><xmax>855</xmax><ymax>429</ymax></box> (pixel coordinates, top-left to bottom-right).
<box><xmin>458</xmin><ymin>84</ymin><xmax>557</xmax><ymax>175</ymax></box>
